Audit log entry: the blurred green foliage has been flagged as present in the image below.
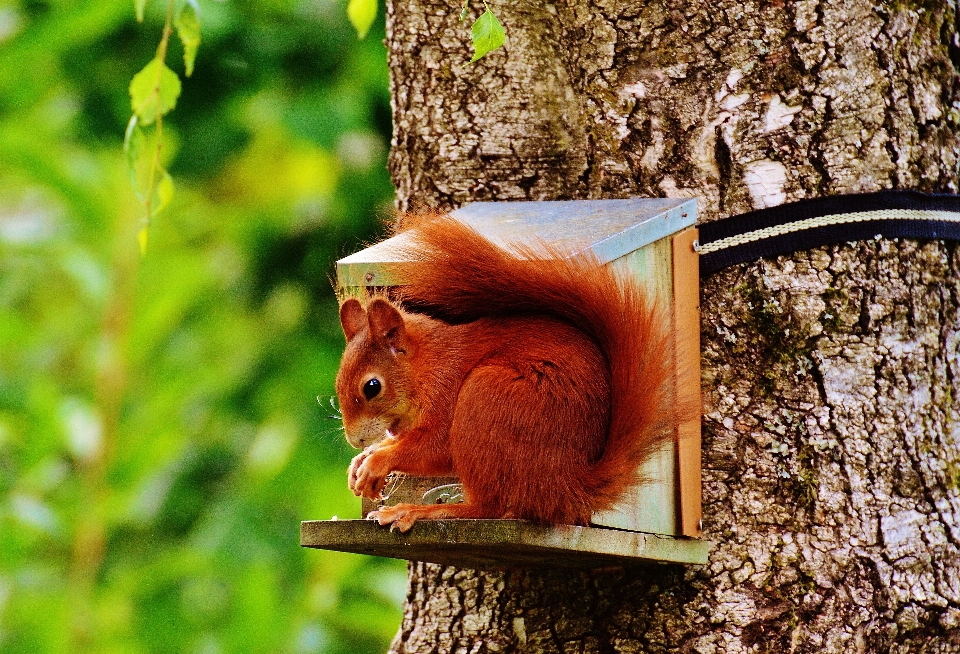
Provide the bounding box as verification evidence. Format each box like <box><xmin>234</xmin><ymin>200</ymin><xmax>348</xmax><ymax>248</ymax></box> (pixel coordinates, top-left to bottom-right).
<box><xmin>0</xmin><ymin>0</ymin><xmax>404</xmax><ymax>652</ymax></box>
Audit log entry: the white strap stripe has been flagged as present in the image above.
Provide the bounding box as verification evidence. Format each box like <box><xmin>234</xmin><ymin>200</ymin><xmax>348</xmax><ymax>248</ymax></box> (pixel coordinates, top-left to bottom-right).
<box><xmin>697</xmin><ymin>209</ymin><xmax>960</xmax><ymax>255</ymax></box>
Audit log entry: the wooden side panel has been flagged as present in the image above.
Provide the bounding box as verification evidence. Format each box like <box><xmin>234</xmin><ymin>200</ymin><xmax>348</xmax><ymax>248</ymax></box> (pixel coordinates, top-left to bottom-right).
<box><xmin>673</xmin><ymin>228</ymin><xmax>702</xmax><ymax>538</ymax></box>
<box><xmin>591</xmin><ymin>238</ymin><xmax>678</xmax><ymax>535</ymax></box>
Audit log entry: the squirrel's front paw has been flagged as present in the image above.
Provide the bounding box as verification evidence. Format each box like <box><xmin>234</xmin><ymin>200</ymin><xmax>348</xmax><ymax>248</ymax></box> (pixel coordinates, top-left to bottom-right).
<box><xmin>347</xmin><ymin>447</ymin><xmax>373</xmax><ymax>494</ymax></box>
<box><xmin>350</xmin><ymin>450</ymin><xmax>389</xmax><ymax>499</ymax></box>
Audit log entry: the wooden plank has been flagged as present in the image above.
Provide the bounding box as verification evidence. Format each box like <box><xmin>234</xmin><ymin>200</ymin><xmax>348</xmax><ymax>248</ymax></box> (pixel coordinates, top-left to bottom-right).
<box><xmin>300</xmin><ymin>519</ymin><xmax>711</xmax><ymax>570</ymax></box>
<box><xmin>672</xmin><ymin>228</ymin><xmax>703</xmax><ymax>538</ymax></box>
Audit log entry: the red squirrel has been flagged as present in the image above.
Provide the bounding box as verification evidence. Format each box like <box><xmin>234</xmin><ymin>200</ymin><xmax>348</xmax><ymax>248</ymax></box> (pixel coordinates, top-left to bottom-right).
<box><xmin>335</xmin><ymin>215</ymin><xmax>679</xmax><ymax>532</ymax></box>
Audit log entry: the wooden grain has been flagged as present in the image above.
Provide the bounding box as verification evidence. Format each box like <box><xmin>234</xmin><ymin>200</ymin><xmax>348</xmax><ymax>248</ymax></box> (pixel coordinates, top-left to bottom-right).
<box><xmin>672</xmin><ymin>227</ymin><xmax>703</xmax><ymax>538</ymax></box>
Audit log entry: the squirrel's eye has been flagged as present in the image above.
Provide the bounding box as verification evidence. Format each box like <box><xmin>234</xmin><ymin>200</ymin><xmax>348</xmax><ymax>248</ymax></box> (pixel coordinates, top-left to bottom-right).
<box><xmin>362</xmin><ymin>378</ymin><xmax>382</xmax><ymax>400</ymax></box>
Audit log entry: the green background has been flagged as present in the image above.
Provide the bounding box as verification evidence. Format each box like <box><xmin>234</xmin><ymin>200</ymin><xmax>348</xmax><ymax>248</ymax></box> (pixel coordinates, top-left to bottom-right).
<box><xmin>0</xmin><ymin>0</ymin><xmax>406</xmax><ymax>651</ymax></box>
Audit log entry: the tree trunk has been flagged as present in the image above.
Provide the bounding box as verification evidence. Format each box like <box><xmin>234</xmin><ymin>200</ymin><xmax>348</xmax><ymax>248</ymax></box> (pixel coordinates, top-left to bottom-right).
<box><xmin>384</xmin><ymin>1</ymin><xmax>960</xmax><ymax>651</ymax></box>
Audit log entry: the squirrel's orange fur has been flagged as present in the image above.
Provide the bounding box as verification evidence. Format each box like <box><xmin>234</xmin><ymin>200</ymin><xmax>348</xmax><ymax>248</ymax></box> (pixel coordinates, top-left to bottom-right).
<box><xmin>335</xmin><ymin>215</ymin><xmax>679</xmax><ymax>532</ymax></box>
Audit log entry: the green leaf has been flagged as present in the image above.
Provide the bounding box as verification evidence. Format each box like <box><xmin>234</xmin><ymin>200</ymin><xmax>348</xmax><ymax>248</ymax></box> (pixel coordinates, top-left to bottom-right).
<box><xmin>134</xmin><ymin>0</ymin><xmax>147</xmax><ymax>22</ymax></box>
<box><xmin>123</xmin><ymin>115</ymin><xmax>147</xmax><ymax>201</ymax></box>
<box><xmin>347</xmin><ymin>0</ymin><xmax>377</xmax><ymax>39</ymax></box>
<box><xmin>175</xmin><ymin>0</ymin><xmax>201</xmax><ymax>77</ymax></box>
<box><xmin>470</xmin><ymin>5</ymin><xmax>505</xmax><ymax>63</ymax></box>
<box><xmin>459</xmin><ymin>0</ymin><xmax>469</xmax><ymax>23</ymax></box>
<box><xmin>129</xmin><ymin>57</ymin><xmax>182</xmax><ymax>126</ymax></box>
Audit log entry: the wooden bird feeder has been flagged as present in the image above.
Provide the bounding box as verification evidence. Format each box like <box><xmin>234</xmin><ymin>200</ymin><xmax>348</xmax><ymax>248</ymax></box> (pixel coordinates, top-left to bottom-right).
<box><xmin>301</xmin><ymin>198</ymin><xmax>709</xmax><ymax>568</ymax></box>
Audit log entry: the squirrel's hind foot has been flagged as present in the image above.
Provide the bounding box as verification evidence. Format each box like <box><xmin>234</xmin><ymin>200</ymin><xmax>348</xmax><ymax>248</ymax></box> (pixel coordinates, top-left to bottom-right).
<box><xmin>368</xmin><ymin>502</ymin><xmax>493</xmax><ymax>532</ymax></box>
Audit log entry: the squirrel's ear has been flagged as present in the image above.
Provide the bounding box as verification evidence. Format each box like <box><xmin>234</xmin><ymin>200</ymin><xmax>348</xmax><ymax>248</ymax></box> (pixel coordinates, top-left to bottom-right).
<box><xmin>366</xmin><ymin>298</ymin><xmax>409</xmax><ymax>355</ymax></box>
<box><xmin>339</xmin><ymin>298</ymin><xmax>367</xmax><ymax>341</ymax></box>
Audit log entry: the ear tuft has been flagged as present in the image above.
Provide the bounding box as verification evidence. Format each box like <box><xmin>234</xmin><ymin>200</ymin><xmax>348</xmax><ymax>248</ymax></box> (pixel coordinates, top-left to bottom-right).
<box><xmin>366</xmin><ymin>298</ymin><xmax>408</xmax><ymax>354</ymax></box>
<box><xmin>340</xmin><ymin>298</ymin><xmax>367</xmax><ymax>341</ymax></box>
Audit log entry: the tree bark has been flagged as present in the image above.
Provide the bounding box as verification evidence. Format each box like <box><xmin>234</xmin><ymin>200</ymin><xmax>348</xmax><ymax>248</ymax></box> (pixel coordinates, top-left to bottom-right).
<box><xmin>384</xmin><ymin>0</ymin><xmax>960</xmax><ymax>651</ymax></box>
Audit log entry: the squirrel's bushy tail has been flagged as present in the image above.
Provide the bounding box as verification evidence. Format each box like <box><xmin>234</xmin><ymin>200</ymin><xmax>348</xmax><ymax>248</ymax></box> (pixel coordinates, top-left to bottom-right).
<box><xmin>392</xmin><ymin>214</ymin><xmax>680</xmax><ymax>513</ymax></box>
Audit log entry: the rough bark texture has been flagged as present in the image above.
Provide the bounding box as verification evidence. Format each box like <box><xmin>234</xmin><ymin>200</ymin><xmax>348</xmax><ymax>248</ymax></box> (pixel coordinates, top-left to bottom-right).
<box><xmin>384</xmin><ymin>0</ymin><xmax>960</xmax><ymax>651</ymax></box>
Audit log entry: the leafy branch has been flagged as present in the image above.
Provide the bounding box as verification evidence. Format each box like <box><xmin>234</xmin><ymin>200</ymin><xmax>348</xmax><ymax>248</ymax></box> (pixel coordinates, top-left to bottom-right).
<box><xmin>347</xmin><ymin>0</ymin><xmax>505</xmax><ymax>62</ymax></box>
<box><xmin>124</xmin><ymin>0</ymin><xmax>201</xmax><ymax>254</ymax></box>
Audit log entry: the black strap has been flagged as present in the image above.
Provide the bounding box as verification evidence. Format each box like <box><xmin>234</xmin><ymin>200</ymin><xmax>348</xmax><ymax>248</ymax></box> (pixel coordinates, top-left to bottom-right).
<box><xmin>698</xmin><ymin>190</ymin><xmax>960</xmax><ymax>275</ymax></box>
